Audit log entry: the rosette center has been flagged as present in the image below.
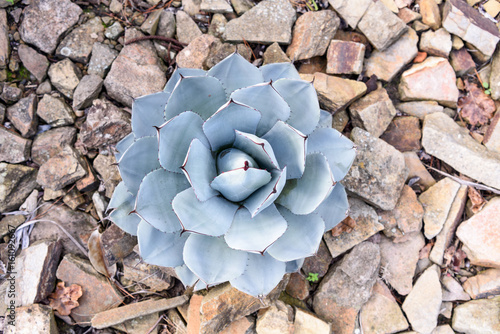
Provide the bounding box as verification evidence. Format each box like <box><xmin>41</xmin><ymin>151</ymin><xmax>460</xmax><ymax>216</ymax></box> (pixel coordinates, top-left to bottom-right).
<box><xmin>216</xmin><ymin>148</ymin><xmax>259</xmax><ymax>173</ymax></box>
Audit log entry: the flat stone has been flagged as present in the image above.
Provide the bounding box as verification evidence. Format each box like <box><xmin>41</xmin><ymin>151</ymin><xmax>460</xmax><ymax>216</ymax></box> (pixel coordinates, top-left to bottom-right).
<box><xmin>432</xmin><ymin>325</ymin><xmax>455</xmax><ymax>334</ymax></box>
<box><xmin>37</xmin><ymin>94</ymin><xmax>75</xmax><ymax>127</ymax></box>
<box><xmin>484</xmin><ymin>107</ymin><xmax>500</xmax><ymax>154</ymax></box>
<box><xmin>0</xmin><ymin>215</ymin><xmax>24</xmax><ymax>239</ymax></box>
<box><xmin>343</xmin><ymin>127</ymin><xmax>408</xmax><ymax>211</ymax></box>
<box><xmin>324</xmin><ymin>197</ymin><xmax>384</xmax><ymax>258</ymax></box>
<box><xmin>104</xmin><ymin>21</ymin><xmax>123</xmax><ymax>40</ymax></box>
<box><xmin>6</xmin><ymin>94</ymin><xmax>37</xmax><ymax>137</ymax></box>
<box><xmin>442</xmin><ymin>0</ymin><xmax>500</xmax><ymax>57</ymax></box>
<box><xmin>48</xmin><ymin>58</ymin><xmax>82</xmax><ymax>99</ymax></box>
<box><xmin>223</xmin><ymin>0</ymin><xmax>296</xmax><ymax>45</ymax></box>
<box><xmin>157</xmin><ymin>10</ymin><xmax>176</xmax><ymax>38</ymax></box>
<box><xmin>357</xmin><ymin>0</ymin><xmax>408</xmax><ymax>51</ymax></box>
<box><xmin>200</xmin><ymin>0</ymin><xmax>233</xmax><ymax>13</ymax></box>
<box><xmin>256</xmin><ymin>300</ymin><xmax>293</xmax><ymax>334</ymax></box>
<box><xmin>0</xmin><ymin>126</ymin><xmax>31</xmax><ymax>163</ymax></box>
<box><xmin>204</xmin><ymin>41</ymin><xmax>252</xmax><ymax>69</ymax></box>
<box><xmin>441</xmin><ymin>274</ymin><xmax>471</xmax><ymax>301</ymax></box>
<box><xmin>380</xmin><ymin>116</ymin><xmax>422</xmax><ymax>152</ymax></box>
<box><xmin>489</xmin><ymin>47</ymin><xmax>500</xmax><ymax>100</ymax></box>
<box><xmin>263</xmin><ymin>42</ymin><xmax>290</xmax><ymax>64</ymax></box>
<box><xmin>112</xmin><ymin>312</ymin><xmax>160</xmax><ymax>334</ymax></box>
<box><xmin>452</xmin><ymin>296</ymin><xmax>500</xmax><ymax>333</ymax></box>
<box><xmin>36</xmin><ymin>81</ymin><xmax>52</xmax><ymax>95</ymax></box>
<box><xmin>397</xmin><ymin>7</ymin><xmax>422</xmax><ymax>23</ymax></box>
<box><xmin>399</xmin><ymin>57</ymin><xmax>459</xmax><ymax>107</ymax></box>
<box><xmin>176</xmin><ymin>34</ymin><xmax>219</xmax><ymax>69</ymax></box>
<box><xmin>208</xmin><ymin>13</ymin><xmax>227</xmax><ymax>38</ymax></box>
<box><xmin>36</xmin><ymin>145</ymin><xmax>87</xmax><ymax>190</ymax></box>
<box><xmin>332</xmin><ymin>109</ymin><xmax>349</xmax><ymax>132</ymax></box>
<box><xmin>18</xmin><ymin>44</ymin><xmax>48</xmax><ymax>82</ymax></box>
<box><xmin>484</xmin><ymin>0</ymin><xmax>500</xmax><ymax>16</ymax></box>
<box><xmin>87</xmin><ymin>42</ymin><xmax>118</xmax><ymax>78</ymax></box>
<box><xmin>62</xmin><ymin>187</ymin><xmax>85</xmax><ymax>210</ymax></box>
<box><xmin>327</xmin><ymin>0</ymin><xmax>372</xmax><ymax>29</ymax></box>
<box><xmin>4</xmin><ymin>304</ymin><xmax>58</xmax><ymax>334</ymax></box>
<box><xmin>231</xmin><ymin>0</ymin><xmax>254</xmax><ymax>15</ymax></box>
<box><xmin>302</xmin><ymin>238</ymin><xmax>332</xmax><ymax>278</ymax></box>
<box><xmin>286</xmin><ymin>10</ymin><xmax>340</xmax><ymax>61</ymax></box>
<box><xmin>176</xmin><ymin>10</ymin><xmax>202</xmax><ymax>44</ymax></box>
<box><xmin>379</xmin><ymin>232</ymin><xmax>425</xmax><ymax>295</ymax></box>
<box><xmin>31</xmin><ymin>126</ymin><xmax>77</xmax><ymax>166</ymax></box>
<box><xmin>300</xmin><ymin>72</ymin><xmax>366</xmax><ymax>113</ymax></box>
<box><xmin>121</xmin><ymin>252</ymin><xmax>172</xmax><ymax>292</ymax></box>
<box><xmin>360</xmin><ymin>280</ymin><xmax>409</xmax><ymax>334</ymax></box>
<box><xmin>420</xmin><ymin>0</ymin><xmax>441</xmax><ymax>30</ymax></box>
<box><xmin>140</xmin><ymin>9</ymin><xmax>162</xmax><ymax>35</ymax></box>
<box><xmin>463</xmin><ymin>268</ymin><xmax>500</xmax><ymax>299</ymax></box>
<box><xmin>326</xmin><ymin>40</ymin><xmax>365</xmax><ymax>75</ymax></box>
<box><xmin>104</xmin><ymin>29</ymin><xmax>166</xmax><ymax>107</ymax></box>
<box><xmin>285</xmin><ymin>272</ymin><xmax>309</xmax><ymax>300</ymax></box>
<box><xmin>422</xmin><ymin>112</ymin><xmax>500</xmax><ymax>189</ymax></box>
<box><xmin>402</xmin><ymin>265</ymin><xmax>442</xmax><ymax>333</ymax></box>
<box><xmin>19</xmin><ymin>0</ymin><xmax>82</xmax><ymax>54</ymax></box>
<box><xmin>294</xmin><ymin>308</ymin><xmax>330</xmax><ymax>334</ymax></box>
<box><xmin>440</xmin><ymin>302</ymin><xmax>453</xmax><ymax>319</ymax></box>
<box><xmin>397</xmin><ymin>100</ymin><xmax>444</xmax><ymax>119</ymax></box>
<box><xmin>93</xmin><ymin>153</ymin><xmax>121</xmax><ymax>198</ymax></box>
<box><xmin>72</xmin><ymin>74</ymin><xmax>103</xmax><ymax>110</ymax></box>
<box><xmin>101</xmin><ymin>223</ymin><xmax>137</xmax><ymax>267</ymax></box>
<box><xmin>1</xmin><ymin>84</ymin><xmax>22</xmax><ymax>103</ymax></box>
<box><xmin>420</xmin><ymin>28</ymin><xmax>452</xmax><ymax>58</ymax></box>
<box><xmin>0</xmin><ymin>10</ymin><xmax>7</xmax><ymax>69</ymax></box>
<box><xmin>56</xmin><ymin>17</ymin><xmax>104</xmax><ymax>63</ymax></box>
<box><xmin>182</xmin><ymin>0</ymin><xmax>201</xmax><ymax>16</ymax></box>
<box><xmin>0</xmin><ymin>102</ymin><xmax>4</xmax><ymax>122</ymax></box>
<box><xmin>450</xmin><ymin>47</ymin><xmax>476</xmax><ymax>76</ymax></box>
<box><xmin>0</xmin><ymin>163</ymin><xmax>37</xmax><ymax>212</ymax></box>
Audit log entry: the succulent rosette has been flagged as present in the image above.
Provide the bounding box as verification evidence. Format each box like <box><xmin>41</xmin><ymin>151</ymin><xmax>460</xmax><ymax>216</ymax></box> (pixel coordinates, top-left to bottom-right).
<box><xmin>108</xmin><ymin>53</ymin><xmax>355</xmax><ymax>297</ymax></box>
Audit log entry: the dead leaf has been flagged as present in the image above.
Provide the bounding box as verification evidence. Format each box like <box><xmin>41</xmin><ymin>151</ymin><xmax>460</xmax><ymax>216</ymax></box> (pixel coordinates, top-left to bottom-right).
<box><xmin>458</xmin><ymin>80</ymin><xmax>496</xmax><ymax>126</ymax></box>
<box><xmin>88</xmin><ymin>229</ymin><xmax>117</xmax><ymax>278</ymax></box>
<box><xmin>48</xmin><ymin>282</ymin><xmax>83</xmax><ymax>316</ymax></box>
<box><xmin>468</xmin><ymin>187</ymin><xmax>485</xmax><ymax>214</ymax></box>
<box><xmin>331</xmin><ymin>216</ymin><xmax>356</xmax><ymax>237</ymax></box>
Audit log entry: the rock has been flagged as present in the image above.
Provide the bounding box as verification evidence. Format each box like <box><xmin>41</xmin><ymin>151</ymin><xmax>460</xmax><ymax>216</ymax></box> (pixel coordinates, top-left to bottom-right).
<box><xmin>176</xmin><ymin>10</ymin><xmax>202</xmax><ymax>44</ymax></box>
<box><xmin>484</xmin><ymin>0</ymin><xmax>500</xmax><ymax>16</ymax></box>
<box><xmin>18</xmin><ymin>44</ymin><xmax>48</xmax><ymax>82</ymax></box>
<box><xmin>380</xmin><ymin>116</ymin><xmax>422</xmax><ymax>152</ymax></box>
<box><xmin>6</xmin><ymin>94</ymin><xmax>37</xmax><ymax>137</ymax></box>
<box><xmin>101</xmin><ymin>223</ymin><xmax>137</xmax><ymax>267</ymax></box>
<box><xmin>452</xmin><ymin>35</ymin><xmax>464</xmax><ymax>49</ymax></box>
<box><xmin>112</xmin><ymin>312</ymin><xmax>161</xmax><ymax>334</ymax></box>
<box><xmin>167</xmin><ymin>309</ymin><xmax>188</xmax><ymax>333</ymax></box>
<box><xmin>255</xmin><ymin>300</ymin><xmax>293</xmax><ymax>334</ymax></box>
<box><xmin>87</xmin><ymin>42</ymin><xmax>119</xmax><ymax>78</ymax></box>
<box><xmin>121</xmin><ymin>252</ymin><xmax>172</xmax><ymax>292</ymax></box>
<box><xmin>56</xmin><ymin>254</ymin><xmax>124</xmax><ymax>323</ymax></box>
<box><xmin>402</xmin><ymin>265</ymin><xmax>442</xmax><ymax>333</ymax></box>
<box><xmin>456</xmin><ymin>197</ymin><xmax>500</xmax><ymax>267</ymax></box>
<box><xmin>37</xmin><ymin>94</ymin><xmax>75</xmax><ymax>127</ymax></box>
<box><xmin>36</xmin><ymin>145</ymin><xmax>87</xmax><ymax>190</ymax></box>
<box><xmin>397</xmin><ymin>100</ymin><xmax>444</xmax><ymax>119</ymax></box>
<box><xmin>399</xmin><ymin>57</ymin><xmax>459</xmax><ymax>107</ymax></box>
<box><xmin>0</xmin><ymin>126</ymin><xmax>31</xmax><ymax>163</ymax></box>
<box><xmin>56</xmin><ymin>17</ymin><xmax>104</xmax><ymax>63</ymax></box>
<box><xmin>74</xmin><ymin>158</ymin><xmax>98</xmax><ymax>192</ymax></box>
<box><xmin>379</xmin><ymin>232</ymin><xmax>425</xmax><ymax>295</ymax></box>
<box><xmin>204</xmin><ymin>41</ymin><xmax>252</xmax><ymax>69</ymax></box>
<box><xmin>463</xmin><ymin>268</ymin><xmax>500</xmax><ymax>299</ymax></box>
<box><xmin>43</xmin><ymin>187</ymin><xmax>64</xmax><ymax>201</ymax></box>
<box><xmin>286</xmin><ymin>10</ymin><xmax>340</xmax><ymax>61</ymax></box>
<box><xmin>183</xmin><ymin>0</ymin><xmax>201</xmax><ymax>16</ymax></box>
<box><xmin>104</xmin><ymin>21</ymin><xmax>124</xmax><ymax>40</ymax></box>
<box><xmin>36</xmin><ymin>81</ymin><xmax>52</xmax><ymax>95</ymax></box>
<box><xmin>72</xmin><ymin>74</ymin><xmax>103</xmax><ymax>110</ymax></box>
<box><xmin>422</xmin><ymin>112</ymin><xmax>500</xmax><ymax>189</ymax></box>
<box><xmin>397</xmin><ymin>7</ymin><xmax>422</xmax><ymax>23</ymax></box>
<box><xmin>1</xmin><ymin>84</ymin><xmax>22</xmax><ymax>103</ymax></box>
<box><xmin>326</xmin><ymin>40</ymin><xmax>365</xmax><ymax>75</ymax></box>
<box><xmin>201</xmin><ymin>0</ymin><xmax>233</xmax><ymax>13</ymax></box>
<box><xmin>313</xmin><ymin>242</ymin><xmax>380</xmax><ymax>332</ymax></box>
<box><xmin>0</xmin><ymin>163</ymin><xmax>37</xmax><ymax>212</ymax></box>
<box><xmin>450</xmin><ymin>47</ymin><xmax>476</xmax><ymax>76</ymax></box>
<box><xmin>442</xmin><ymin>0</ymin><xmax>500</xmax><ymax>57</ymax></box>
<box><xmin>15</xmin><ymin>240</ymin><xmax>62</xmax><ymax>306</ymax></box>
<box><xmin>302</xmin><ymin>239</ymin><xmax>332</xmax><ymax>278</ymax></box>
<box><xmin>0</xmin><ymin>0</ymin><xmax>19</xmax><ymax>7</ymax></box>
<box><xmin>140</xmin><ymin>9</ymin><xmax>162</xmax><ymax>35</ymax></box>
<box><xmin>294</xmin><ymin>308</ymin><xmax>330</xmax><ymax>334</ymax></box>
<box><xmin>0</xmin><ymin>102</ymin><xmax>4</xmax><ymax>122</ymax></box>
<box><xmin>93</xmin><ymin>153</ymin><xmax>121</xmax><ymax>198</ymax></box>
<box><xmin>48</xmin><ymin>58</ymin><xmax>82</xmax><ymax>99</ymax></box>
<box><xmin>349</xmin><ymin>87</ymin><xmax>397</xmax><ymax>138</ymax></box>
<box><xmin>75</xmin><ymin>99</ymin><xmax>131</xmax><ymax>152</ymax></box>
<box><xmin>62</xmin><ymin>187</ymin><xmax>84</xmax><ymax>210</ymax></box>
<box><xmin>109</xmin><ymin>0</ymin><xmax>123</xmax><ymax>14</ymax></box>
<box><xmin>4</xmin><ymin>304</ymin><xmax>58</xmax><ymax>334</ymax></box>
<box><xmin>231</xmin><ymin>0</ymin><xmax>254</xmax><ymax>15</ymax></box>
<box><xmin>19</xmin><ymin>0</ymin><xmax>82</xmax><ymax>54</ymax></box>
<box><xmin>343</xmin><ymin>127</ymin><xmax>408</xmax><ymax>211</ymax></box>
<box><xmin>419</xmin><ymin>0</ymin><xmax>441</xmax><ymax>30</ymax></box>
<box><xmin>223</xmin><ymin>0</ymin><xmax>296</xmax><ymax>45</ymax></box>
<box><xmin>208</xmin><ymin>13</ymin><xmax>227</xmax><ymax>39</ymax></box>
<box><xmin>489</xmin><ymin>47</ymin><xmax>500</xmax><ymax>100</ymax></box>
<box><xmin>420</xmin><ymin>28</ymin><xmax>452</xmax><ymax>58</ymax></box>
<box><xmin>440</xmin><ymin>302</ymin><xmax>453</xmax><ymax>319</ymax></box>
<box><xmin>484</xmin><ymin>109</ymin><xmax>500</xmax><ymax>153</ymax></box>
<box><xmin>31</xmin><ymin>126</ymin><xmax>77</xmax><ymax>166</ymax></box>
<box><xmin>452</xmin><ymin>296</ymin><xmax>500</xmax><ymax>333</ymax></box>
<box><xmin>332</xmin><ymin>109</ymin><xmax>349</xmax><ymax>132</ymax></box>
<box><xmin>324</xmin><ymin>198</ymin><xmax>384</xmax><ymax>258</ymax></box>
<box><xmin>432</xmin><ymin>325</ymin><xmax>455</xmax><ymax>334</ymax></box>
<box><xmin>441</xmin><ymin>274</ymin><xmax>471</xmax><ymax>301</ymax></box>
<box><xmin>263</xmin><ymin>42</ymin><xmax>290</xmax><ymax>64</ymax></box>
<box><xmin>327</xmin><ymin>0</ymin><xmax>372</xmax><ymax>29</ymax></box>
<box><xmin>285</xmin><ymin>273</ymin><xmax>309</xmax><ymax>300</ymax></box>
<box><xmin>186</xmin><ymin>293</ymin><xmax>203</xmax><ymax>333</ymax></box>
<box><xmin>104</xmin><ymin>29</ymin><xmax>166</xmax><ymax>107</ymax></box>
<box><xmin>299</xmin><ymin>72</ymin><xmax>366</xmax><ymax>113</ymax></box>
<box><xmin>0</xmin><ymin>10</ymin><xmax>8</xmax><ymax>69</ymax></box>
<box><xmin>357</xmin><ymin>0</ymin><xmax>408</xmax><ymax>51</ymax></box>
<box><xmin>176</xmin><ymin>34</ymin><xmax>219</xmax><ymax>69</ymax></box>
<box><xmin>157</xmin><ymin>10</ymin><xmax>176</xmax><ymax>38</ymax></box>
<box><xmin>359</xmin><ymin>280</ymin><xmax>409</xmax><ymax>334</ymax></box>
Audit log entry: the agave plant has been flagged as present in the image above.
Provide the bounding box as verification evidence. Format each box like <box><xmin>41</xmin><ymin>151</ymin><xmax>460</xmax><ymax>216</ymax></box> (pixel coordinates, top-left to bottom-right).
<box><xmin>107</xmin><ymin>53</ymin><xmax>355</xmax><ymax>297</ymax></box>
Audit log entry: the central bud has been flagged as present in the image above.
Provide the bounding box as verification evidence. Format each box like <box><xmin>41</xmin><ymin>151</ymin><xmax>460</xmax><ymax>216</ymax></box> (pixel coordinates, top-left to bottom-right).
<box><xmin>217</xmin><ymin>148</ymin><xmax>258</xmax><ymax>173</ymax></box>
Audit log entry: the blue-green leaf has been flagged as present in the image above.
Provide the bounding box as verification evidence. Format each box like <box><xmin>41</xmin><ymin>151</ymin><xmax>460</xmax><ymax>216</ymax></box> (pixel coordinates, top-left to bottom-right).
<box><xmin>164</xmin><ymin>68</ymin><xmax>206</xmax><ymax>94</ymax></box>
<box><xmin>313</xmin><ymin>183</ymin><xmax>349</xmax><ymax>232</ymax></box>
<box><xmin>317</xmin><ymin>109</ymin><xmax>333</xmax><ymax>129</ymax></box>
<box><xmin>115</xmin><ymin>133</ymin><xmax>135</xmax><ymax>162</ymax></box>
<box><xmin>175</xmin><ymin>264</ymin><xmax>200</xmax><ymax>287</ymax></box>
<box><xmin>132</xmin><ymin>91</ymin><xmax>169</xmax><ymax>138</ymax></box>
<box><xmin>108</xmin><ymin>182</ymin><xmax>140</xmax><ymax>235</ymax></box>
<box><xmin>210</xmin><ymin>168</ymin><xmax>271</xmax><ymax>202</ymax></box>
<box><xmin>243</xmin><ymin>167</ymin><xmax>287</xmax><ymax>217</ymax></box>
<box><xmin>260</xmin><ymin>62</ymin><xmax>301</xmax><ymax>81</ymax></box>
<box><xmin>233</xmin><ymin>130</ymin><xmax>279</xmax><ymax>170</ymax></box>
<box><xmin>285</xmin><ymin>258</ymin><xmax>304</xmax><ymax>273</ymax></box>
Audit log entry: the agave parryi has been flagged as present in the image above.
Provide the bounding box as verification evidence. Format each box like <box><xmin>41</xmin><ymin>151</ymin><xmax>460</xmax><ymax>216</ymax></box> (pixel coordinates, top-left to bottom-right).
<box><xmin>108</xmin><ymin>53</ymin><xmax>356</xmax><ymax>297</ymax></box>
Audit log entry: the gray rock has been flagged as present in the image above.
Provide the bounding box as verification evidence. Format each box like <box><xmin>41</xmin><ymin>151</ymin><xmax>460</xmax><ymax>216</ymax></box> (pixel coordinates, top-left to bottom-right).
<box><xmin>176</xmin><ymin>10</ymin><xmax>202</xmax><ymax>45</ymax></box>
<box><xmin>109</xmin><ymin>0</ymin><xmax>123</xmax><ymax>14</ymax></box>
<box><xmin>37</xmin><ymin>94</ymin><xmax>75</xmax><ymax>127</ymax></box>
<box><xmin>4</xmin><ymin>304</ymin><xmax>58</xmax><ymax>334</ymax></box>
<box><xmin>0</xmin><ymin>84</ymin><xmax>22</xmax><ymax>103</ymax></box>
<box><xmin>489</xmin><ymin>46</ymin><xmax>500</xmax><ymax>100</ymax></box>
<box><xmin>201</xmin><ymin>0</ymin><xmax>233</xmax><ymax>13</ymax></box>
<box><xmin>223</xmin><ymin>0</ymin><xmax>296</xmax><ymax>45</ymax></box>
<box><xmin>36</xmin><ymin>80</ymin><xmax>52</xmax><ymax>95</ymax></box>
<box><xmin>0</xmin><ymin>0</ymin><xmax>19</xmax><ymax>8</ymax></box>
<box><xmin>231</xmin><ymin>0</ymin><xmax>254</xmax><ymax>15</ymax></box>
<box><xmin>396</xmin><ymin>100</ymin><xmax>444</xmax><ymax>119</ymax></box>
<box><xmin>0</xmin><ymin>102</ymin><xmax>4</xmax><ymax>123</ymax></box>
<box><xmin>104</xmin><ymin>21</ymin><xmax>124</xmax><ymax>40</ymax></box>
<box><xmin>327</xmin><ymin>0</ymin><xmax>371</xmax><ymax>29</ymax></box>
<box><xmin>31</xmin><ymin>126</ymin><xmax>77</xmax><ymax>166</ymax></box>
<box><xmin>263</xmin><ymin>42</ymin><xmax>290</xmax><ymax>64</ymax></box>
<box><xmin>441</xmin><ymin>275</ymin><xmax>471</xmax><ymax>301</ymax></box>
<box><xmin>47</xmin><ymin>58</ymin><xmax>82</xmax><ymax>99</ymax></box>
<box><xmin>208</xmin><ymin>13</ymin><xmax>227</xmax><ymax>39</ymax></box>
<box><xmin>56</xmin><ymin>17</ymin><xmax>105</xmax><ymax>63</ymax></box>
<box><xmin>120</xmin><ymin>252</ymin><xmax>172</xmax><ymax>292</ymax></box>
<box><xmin>19</xmin><ymin>0</ymin><xmax>82</xmax><ymax>54</ymax></box>
<box><xmin>140</xmin><ymin>9</ymin><xmax>162</xmax><ymax>35</ymax></box>
<box><xmin>343</xmin><ymin>127</ymin><xmax>408</xmax><ymax>211</ymax></box>
<box><xmin>0</xmin><ymin>9</ymin><xmax>9</xmax><ymax>69</ymax></box>
<box><xmin>452</xmin><ymin>296</ymin><xmax>500</xmax><ymax>334</ymax></box>
<box><xmin>0</xmin><ymin>163</ymin><xmax>37</xmax><ymax>212</ymax></box>
<box><xmin>87</xmin><ymin>42</ymin><xmax>119</xmax><ymax>78</ymax></box>
<box><xmin>72</xmin><ymin>74</ymin><xmax>103</xmax><ymax>110</ymax></box>
<box><xmin>422</xmin><ymin>112</ymin><xmax>500</xmax><ymax>190</ymax></box>
<box><xmin>204</xmin><ymin>41</ymin><xmax>252</xmax><ymax>69</ymax></box>
<box><xmin>157</xmin><ymin>10</ymin><xmax>176</xmax><ymax>38</ymax></box>
<box><xmin>6</xmin><ymin>94</ymin><xmax>38</xmax><ymax>137</ymax></box>
<box><xmin>101</xmin><ymin>223</ymin><xmax>137</xmax><ymax>267</ymax></box>
<box><xmin>36</xmin><ymin>145</ymin><xmax>87</xmax><ymax>190</ymax></box>
<box><xmin>420</xmin><ymin>28</ymin><xmax>452</xmax><ymax>58</ymax></box>
<box><xmin>18</xmin><ymin>44</ymin><xmax>49</xmax><ymax>82</ymax></box>
<box><xmin>93</xmin><ymin>153</ymin><xmax>121</xmax><ymax>198</ymax></box>
<box><xmin>0</xmin><ymin>126</ymin><xmax>31</xmax><ymax>163</ymax></box>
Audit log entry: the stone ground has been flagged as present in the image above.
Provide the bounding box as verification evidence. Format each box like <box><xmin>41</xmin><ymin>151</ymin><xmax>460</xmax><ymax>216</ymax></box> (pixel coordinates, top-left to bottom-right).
<box><xmin>0</xmin><ymin>0</ymin><xmax>499</xmax><ymax>333</ymax></box>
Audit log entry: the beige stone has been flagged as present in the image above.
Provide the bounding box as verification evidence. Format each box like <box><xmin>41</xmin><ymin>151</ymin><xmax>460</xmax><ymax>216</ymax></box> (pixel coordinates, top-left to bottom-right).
<box><xmin>463</xmin><ymin>269</ymin><xmax>500</xmax><ymax>299</ymax></box>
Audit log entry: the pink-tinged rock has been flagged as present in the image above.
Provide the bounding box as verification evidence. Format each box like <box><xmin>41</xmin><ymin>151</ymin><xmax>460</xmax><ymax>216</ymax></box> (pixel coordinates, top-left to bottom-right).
<box><xmin>399</xmin><ymin>57</ymin><xmax>459</xmax><ymax>107</ymax></box>
<box><xmin>31</xmin><ymin>127</ymin><xmax>77</xmax><ymax>166</ymax></box>
<box><xmin>451</xmin><ymin>296</ymin><xmax>500</xmax><ymax>333</ymax></box>
<box><xmin>255</xmin><ymin>300</ymin><xmax>293</xmax><ymax>334</ymax></box>
<box><xmin>176</xmin><ymin>34</ymin><xmax>219</xmax><ymax>69</ymax></box>
<box><xmin>441</xmin><ymin>274</ymin><xmax>471</xmax><ymax>301</ymax></box>
<box><xmin>18</xmin><ymin>44</ymin><xmax>48</xmax><ymax>82</ymax></box>
<box><xmin>450</xmin><ymin>47</ymin><xmax>476</xmax><ymax>76</ymax></box>
<box><xmin>463</xmin><ymin>268</ymin><xmax>500</xmax><ymax>299</ymax></box>
<box><xmin>285</xmin><ymin>272</ymin><xmax>309</xmax><ymax>300</ymax></box>
<box><xmin>327</xmin><ymin>0</ymin><xmax>372</xmax><ymax>29</ymax></box>
<box><xmin>36</xmin><ymin>145</ymin><xmax>87</xmax><ymax>190</ymax></box>
<box><xmin>0</xmin><ymin>126</ymin><xmax>31</xmax><ymax>163</ymax></box>
<box><xmin>397</xmin><ymin>7</ymin><xmax>422</xmax><ymax>24</ymax></box>
<box><xmin>456</xmin><ymin>197</ymin><xmax>500</xmax><ymax>268</ymax></box>
<box><xmin>419</xmin><ymin>28</ymin><xmax>452</xmax><ymax>58</ymax></box>
<box><xmin>403</xmin><ymin>151</ymin><xmax>436</xmax><ymax>191</ymax></box>
<box><xmin>0</xmin><ymin>10</ymin><xmax>8</xmax><ymax>69</ymax></box>
<box><xmin>4</xmin><ymin>304</ymin><xmax>58</xmax><ymax>334</ymax></box>
<box><xmin>6</xmin><ymin>94</ymin><xmax>38</xmax><ymax>137</ymax></box>
<box><xmin>484</xmin><ymin>107</ymin><xmax>500</xmax><ymax>154</ymax></box>
<box><xmin>326</xmin><ymin>40</ymin><xmax>365</xmax><ymax>75</ymax></box>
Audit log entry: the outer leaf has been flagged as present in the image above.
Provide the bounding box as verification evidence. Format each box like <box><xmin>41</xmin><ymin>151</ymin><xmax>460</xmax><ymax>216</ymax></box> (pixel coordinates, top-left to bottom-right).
<box><xmin>313</xmin><ymin>183</ymin><xmax>349</xmax><ymax>232</ymax></box>
<box><xmin>276</xmin><ymin>153</ymin><xmax>335</xmax><ymax>215</ymax></box>
<box><xmin>317</xmin><ymin>109</ymin><xmax>333</xmax><ymax>129</ymax></box>
<box><xmin>262</xmin><ymin>121</ymin><xmax>307</xmax><ymax>179</ymax></box>
<box><xmin>260</xmin><ymin>62</ymin><xmax>301</xmax><ymax>81</ymax></box>
<box><xmin>183</xmin><ymin>234</ymin><xmax>248</xmax><ymax>284</ymax></box>
<box><xmin>158</xmin><ymin>111</ymin><xmax>209</xmax><ymax>173</ymax></box>
<box><xmin>210</xmin><ymin>168</ymin><xmax>271</xmax><ymax>202</ymax></box>
<box><xmin>119</xmin><ymin>136</ymin><xmax>161</xmax><ymax>194</ymax></box>
<box><xmin>285</xmin><ymin>258</ymin><xmax>305</xmax><ymax>273</ymax></box>
<box><xmin>225</xmin><ymin>205</ymin><xmax>287</xmax><ymax>253</ymax></box>
<box><xmin>203</xmin><ymin>100</ymin><xmax>261</xmax><ymax>151</ymax></box>
<box><xmin>172</xmin><ymin>188</ymin><xmax>239</xmax><ymax>236</ymax></box>
<box><xmin>175</xmin><ymin>264</ymin><xmax>200</xmax><ymax>287</ymax></box>
<box><xmin>230</xmin><ymin>252</ymin><xmax>286</xmax><ymax>297</ymax></box>
<box><xmin>272</xmin><ymin>79</ymin><xmax>320</xmax><ymax>135</ymax></box>
<box><xmin>243</xmin><ymin>167</ymin><xmax>287</xmax><ymax>217</ymax></box>
<box><xmin>207</xmin><ymin>52</ymin><xmax>264</xmax><ymax>95</ymax></box>
<box><xmin>164</xmin><ymin>68</ymin><xmax>206</xmax><ymax>94</ymax></box>
<box><xmin>108</xmin><ymin>183</ymin><xmax>140</xmax><ymax>236</ymax></box>
<box><xmin>115</xmin><ymin>133</ymin><xmax>134</xmax><ymax>162</ymax></box>
<box><xmin>307</xmin><ymin>127</ymin><xmax>356</xmax><ymax>182</ymax></box>
<box><xmin>267</xmin><ymin>205</ymin><xmax>325</xmax><ymax>261</ymax></box>
<box><xmin>182</xmin><ymin>138</ymin><xmax>219</xmax><ymax>202</ymax></box>
<box><xmin>135</xmin><ymin>169</ymin><xmax>190</xmax><ymax>233</ymax></box>
<box><xmin>137</xmin><ymin>220</ymin><xmax>187</xmax><ymax>267</ymax></box>
<box><xmin>230</xmin><ymin>83</ymin><xmax>291</xmax><ymax>136</ymax></box>
<box><xmin>108</xmin><ymin>181</ymin><xmax>132</xmax><ymax>209</ymax></box>
<box><xmin>164</xmin><ymin>76</ymin><xmax>227</xmax><ymax>121</ymax></box>
<box><xmin>233</xmin><ymin>130</ymin><xmax>279</xmax><ymax>170</ymax></box>
<box><xmin>132</xmin><ymin>91</ymin><xmax>169</xmax><ymax>137</ymax></box>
